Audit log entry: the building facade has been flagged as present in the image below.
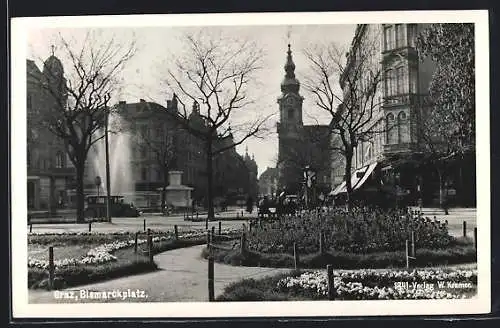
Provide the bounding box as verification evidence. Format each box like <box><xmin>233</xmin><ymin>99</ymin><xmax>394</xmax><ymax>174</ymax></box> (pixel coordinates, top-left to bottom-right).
<box><xmin>27</xmin><ymin>57</ymin><xmax>76</xmax><ymax>212</ymax></box>
<box><xmin>276</xmin><ymin>44</ymin><xmax>332</xmax><ymax>196</ymax></box>
<box><xmin>258</xmin><ymin>167</ymin><xmax>278</xmax><ymax>197</ymax></box>
<box><xmin>331</xmin><ymin>23</ymin><xmax>475</xmax><ymax>207</ymax></box>
<box><xmin>83</xmin><ymin>96</ymin><xmax>257</xmax><ymax>209</ymax></box>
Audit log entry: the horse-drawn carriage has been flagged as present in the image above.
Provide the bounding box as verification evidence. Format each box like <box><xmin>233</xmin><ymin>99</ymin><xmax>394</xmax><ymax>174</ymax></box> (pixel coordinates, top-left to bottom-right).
<box><xmin>257</xmin><ymin>195</ymin><xmax>299</xmax><ymax>218</ymax></box>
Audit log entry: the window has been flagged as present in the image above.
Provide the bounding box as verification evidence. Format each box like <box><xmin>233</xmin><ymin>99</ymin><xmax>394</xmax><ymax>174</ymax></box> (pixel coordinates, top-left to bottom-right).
<box><xmin>141</xmin><ymin>168</ymin><xmax>147</xmax><ymax>181</ymax></box>
<box><xmin>27</xmin><ymin>148</ymin><xmax>31</xmax><ymax>168</ymax></box>
<box><xmin>55</xmin><ymin>151</ymin><xmax>65</xmax><ymax>168</ymax></box>
<box><xmin>386</xmin><ymin>113</ymin><xmax>397</xmax><ymax>144</ymax></box>
<box><xmin>385</xmin><ymin>69</ymin><xmax>397</xmax><ymax>98</ymax></box>
<box><xmin>140</xmin><ymin>147</ymin><xmax>147</xmax><ymax>159</ymax></box>
<box><xmin>139</xmin><ymin>124</ymin><xmax>148</xmax><ymax>139</ymax></box>
<box><xmin>156</xmin><ymin>125</ymin><xmax>163</xmax><ymax>138</ymax></box>
<box><xmin>288</xmin><ymin>107</ymin><xmax>294</xmax><ymax>119</ymax></box>
<box><xmin>398</xmin><ymin>111</ymin><xmax>409</xmax><ymax>143</ymax></box>
<box><xmin>409</xmin><ymin>66</ymin><xmax>417</xmax><ymax>93</ymax></box>
<box><xmin>407</xmin><ymin>24</ymin><xmax>417</xmax><ymax>48</ymax></box>
<box><xmin>384</xmin><ymin>25</ymin><xmax>394</xmax><ymax>50</ymax></box>
<box><xmin>395</xmin><ymin>24</ymin><xmax>405</xmax><ymax>48</ymax></box>
<box><xmin>396</xmin><ymin>67</ymin><xmax>405</xmax><ymax>95</ymax></box>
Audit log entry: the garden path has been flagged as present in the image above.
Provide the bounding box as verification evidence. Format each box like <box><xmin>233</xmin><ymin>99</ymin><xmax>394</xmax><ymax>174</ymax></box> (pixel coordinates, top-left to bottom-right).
<box><xmin>28</xmin><ymin>245</ymin><xmax>291</xmax><ymax>303</ymax></box>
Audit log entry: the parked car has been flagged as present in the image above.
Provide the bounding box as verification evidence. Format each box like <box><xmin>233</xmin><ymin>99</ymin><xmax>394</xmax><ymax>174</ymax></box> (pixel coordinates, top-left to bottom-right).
<box><xmin>84</xmin><ymin>195</ymin><xmax>141</xmax><ymax>218</ymax></box>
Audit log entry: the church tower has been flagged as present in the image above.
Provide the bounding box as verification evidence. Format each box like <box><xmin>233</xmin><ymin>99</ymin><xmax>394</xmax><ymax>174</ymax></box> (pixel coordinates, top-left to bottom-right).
<box><xmin>276</xmin><ymin>44</ymin><xmax>304</xmax><ymax>194</ymax></box>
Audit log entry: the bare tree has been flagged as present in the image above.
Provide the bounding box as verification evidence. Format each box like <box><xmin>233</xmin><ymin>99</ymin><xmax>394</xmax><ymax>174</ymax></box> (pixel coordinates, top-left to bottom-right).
<box><xmin>303</xmin><ymin>26</ymin><xmax>386</xmax><ymax>209</ymax></box>
<box><xmin>32</xmin><ymin>31</ymin><xmax>136</xmax><ymax>223</ymax></box>
<box><xmin>162</xmin><ymin>30</ymin><xmax>271</xmax><ymax>228</ymax></box>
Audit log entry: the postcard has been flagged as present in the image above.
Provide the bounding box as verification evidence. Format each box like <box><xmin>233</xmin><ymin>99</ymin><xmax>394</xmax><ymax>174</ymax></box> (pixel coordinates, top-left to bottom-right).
<box><xmin>11</xmin><ymin>10</ymin><xmax>490</xmax><ymax>318</ymax></box>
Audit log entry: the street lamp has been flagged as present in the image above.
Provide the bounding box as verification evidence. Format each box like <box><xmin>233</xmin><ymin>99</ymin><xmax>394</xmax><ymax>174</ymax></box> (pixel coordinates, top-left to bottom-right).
<box><xmin>303</xmin><ymin>165</ymin><xmax>316</xmax><ymax>209</ymax></box>
<box><xmin>104</xmin><ymin>94</ymin><xmax>112</xmax><ymax>223</ymax></box>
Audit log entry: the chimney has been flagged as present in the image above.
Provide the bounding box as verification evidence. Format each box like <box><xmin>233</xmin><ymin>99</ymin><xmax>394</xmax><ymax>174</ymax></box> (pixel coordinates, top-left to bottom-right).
<box><xmin>119</xmin><ymin>100</ymin><xmax>126</xmax><ymax>105</ymax></box>
<box><xmin>140</xmin><ymin>99</ymin><xmax>146</xmax><ymax>103</ymax></box>
<box><xmin>167</xmin><ymin>100</ymin><xmax>172</xmax><ymax>108</ymax></box>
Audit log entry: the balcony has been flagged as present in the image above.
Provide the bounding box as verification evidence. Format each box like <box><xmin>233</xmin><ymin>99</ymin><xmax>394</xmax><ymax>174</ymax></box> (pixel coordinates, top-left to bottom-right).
<box><xmin>382</xmin><ymin>94</ymin><xmax>433</xmax><ymax>109</ymax></box>
<box><xmin>381</xmin><ymin>46</ymin><xmax>418</xmax><ymax>63</ymax></box>
<box><xmin>383</xmin><ymin>142</ymin><xmax>416</xmax><ymax>154</ymax></box>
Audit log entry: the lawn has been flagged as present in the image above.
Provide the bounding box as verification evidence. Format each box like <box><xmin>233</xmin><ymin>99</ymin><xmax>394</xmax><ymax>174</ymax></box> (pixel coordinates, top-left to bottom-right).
<box><xmin>28</xmin><ymin>244</ymin><xmax>91</xmax><ymax>261</ymax></box>
<box><xmin>28</xmin><ymin>230</ymin><xmax>241</xmax><ymax>289</ymax></box>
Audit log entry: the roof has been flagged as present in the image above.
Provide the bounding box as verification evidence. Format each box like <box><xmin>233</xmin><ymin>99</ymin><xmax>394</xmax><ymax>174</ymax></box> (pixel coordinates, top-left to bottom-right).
<box><xmin>259</xmin><ymin>167</ymin><xmax>278</xmax><ymax>180</ymax></box>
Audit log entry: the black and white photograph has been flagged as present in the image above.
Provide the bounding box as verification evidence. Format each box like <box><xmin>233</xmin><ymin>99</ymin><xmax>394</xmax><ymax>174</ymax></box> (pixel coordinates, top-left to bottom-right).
<box><xmin>10</xmin><ymin>10</ymin><xmax>490</xmax><ymax>318</ymax></box>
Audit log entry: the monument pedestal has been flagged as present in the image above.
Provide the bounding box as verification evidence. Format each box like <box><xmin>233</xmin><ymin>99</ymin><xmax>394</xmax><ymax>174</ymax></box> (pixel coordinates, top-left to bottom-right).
<box><xmin>165</xmin><ymin>171</ymin><xmax>193</xmax><ymax>208</ymax></box>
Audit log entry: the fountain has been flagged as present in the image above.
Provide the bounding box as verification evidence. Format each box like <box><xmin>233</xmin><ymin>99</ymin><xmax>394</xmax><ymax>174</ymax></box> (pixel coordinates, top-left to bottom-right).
<box><xmin>91</xmin><ymin>112</ymin><xmax>135</xmax><ymax>202</ymax></box>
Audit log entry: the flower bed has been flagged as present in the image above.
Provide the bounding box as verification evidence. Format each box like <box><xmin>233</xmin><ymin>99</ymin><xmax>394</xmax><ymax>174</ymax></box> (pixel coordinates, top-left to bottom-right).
<box><xmin>28</xmin><ymin>228</ymin><xmax>241</xmax><ymax>289</ymax></box>
<box><xmin>28</xmin><ymin>228</ymin><xmax>240</xmax><ymax>270</ymax></box>
<box><xmin>247</xmin><ymin>207</ymin><xmax>456</xmax><ymax>255</ymax></box>
<box><xmin>276</xmin><ymin>269</ymin><xmax>477</xmax><ymax>300</ymax></box>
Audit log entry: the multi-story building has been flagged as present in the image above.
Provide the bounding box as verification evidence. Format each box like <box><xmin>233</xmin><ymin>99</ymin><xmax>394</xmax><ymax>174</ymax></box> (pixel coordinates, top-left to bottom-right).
<box><xmin>276</xmin><ymin>44</ymin><xmax>332</xmax><ymax>196</ymax></box>
<box><xmin>26</xmin><ymin>56</ymin><xmax>76</xmax><ymax>212</ymax></box>
<box><xmin>331</xmin><ymin>23</ymin><xmax>475</xmax><ymax>206</ymax></box>
<box><xmin>84</xmin><ymin>96</ymin><xmax>257</xmax><ymax>209</ymax></box>
<box><xmin>258</xmin><ymin>167</ymin><xmax>278</xmax><ymax>198</ymax></box>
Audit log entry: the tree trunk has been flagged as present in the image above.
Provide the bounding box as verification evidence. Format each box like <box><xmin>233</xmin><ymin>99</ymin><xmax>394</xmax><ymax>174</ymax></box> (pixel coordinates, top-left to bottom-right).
<box><xmin>457</xmin><ymin>158</ymin><xmax>464</xmax><ymax>206</ymax></box>
<box><xmin>161</xmin><ymin>167</ymin><xmax>168</xmax><ymax>213</ymax></box>
<box><xmin>344</xmin><ymin>150</ymin><xmax>354</xmax><ymax>211</ymax></box>
<box><xmin>75</xmin><ymin>163</ymin><xmax>86</xmax><ymax>223</ymax></box>
<box><xmin>437</xmin><ymin>166</ymin><xmax>449</xmax><ymax>215</ymax></box>
<box><xmin>206</xmin><ymin>140</ymin><xmax>214</xmax><ymax>229</ymax></box>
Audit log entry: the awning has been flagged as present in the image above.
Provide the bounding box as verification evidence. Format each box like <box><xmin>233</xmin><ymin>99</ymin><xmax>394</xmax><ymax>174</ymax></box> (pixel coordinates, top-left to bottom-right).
<box><xmin>353</xmin><ymin>162</ymin><xmax>377</xmax><ymax>190</ymax></box>
<box><xmin>330</xmin><ymin>162</ymin><xmax>377</xmax><ymax>196</ymax></box>
<box><xmin>329</xmin><ymin>181</ymin><xmax>346</xmax><ymax>196</ymax></box>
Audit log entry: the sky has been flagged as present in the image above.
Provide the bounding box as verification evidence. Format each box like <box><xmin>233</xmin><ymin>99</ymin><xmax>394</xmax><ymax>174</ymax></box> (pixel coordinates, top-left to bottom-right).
<box><xmin>27</xmin><ymin>24</ymin><xmax>356</xmax><ymax>177</ymax></box>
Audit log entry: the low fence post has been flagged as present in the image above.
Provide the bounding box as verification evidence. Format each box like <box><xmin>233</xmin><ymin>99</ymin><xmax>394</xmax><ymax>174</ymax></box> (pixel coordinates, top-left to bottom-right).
<box><xmin>406</xmin><ymin>240</ymin><xmax>410</xmax><ymax>269</ymax></box>
<box><xmin>208</xmin><ymin>256</ymin><xmax>215</xmax><ymax>302</ymax></box>
<box><xmin>293</xmin><ymin>242</ymin><xmax>299</xmax><ymax>269</ymax></box>
<box><xmin>463</xmin><ymin>221</ymin><xmax>467</xmax><ymax>238</ymax></box>
<box><xmin>48</xmin><ymin>246</ymin><xmax>54</xmax><ymax>291</ymax></box>
<box><xmin>211</xmin><ymin>226</ymin><xmax>215</xmax><ymax>241</ymax></box>
<box><xmin>134</xmin><ymin>231</ymin><xmax>139</xmax><ymax>254</ymax></box>
<box><xmin>411</xmin><ymin>231</ymin><xmax>415</xmax><ymax>258</ymax></box>
<box><xmin>327</xmin><ymin>264</ymin><xmax>334</xmax><ymax>300</ymax></box>
<box><xmin>29</xmin><ymin>223</ymin><xmax>32</xmax><ymax>233</ymax></box>
<box><xmin>218</xmin><ymin>221</ymin><xmax>222</xmax><ymax>236</ymax></box>
<box><xmin>474</xmin><ymin>227</ymin><xmax>477</xmax><ymax>250</ymax></box>
<box><xmin>88</xmin><ymin>222</ymin><xmax>91</xmax><ymax>232</ymax></box>
<box><xmin>174</xmin><ymin>225</ymin><xmax>179</xmax><ymax>240</ymax></box>
<box><xmin>143</xmin><ymin>219</ymin><xmax>146</xmax><ymax>232</ymax></box>
<box><xmin>147</xmin><ymin>235</ymin><xmax>153</xmax><ymax>264</ymax></box>
<box><xmin>240</xmin><ymin>232</ymin><xmax>246</xmax><ymax>255</ymax></box>
<box><xmin>319</xmin><ymin>231</ymin><xmax>324</xmax><ymax>255</ymax></box>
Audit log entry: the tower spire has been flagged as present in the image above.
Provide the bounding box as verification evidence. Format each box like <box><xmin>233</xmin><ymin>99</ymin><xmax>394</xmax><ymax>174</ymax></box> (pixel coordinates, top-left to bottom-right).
<box><xmin>280</xmin><ymin>43</ymin><xmax>300</xmax><ymax>94</ymax></box>
<box><xmin>284</xmin><ymin>44</ymin><xmax>296</xmax><ymax>78</ymax></box>
<box><xmin>51</xmin><ymin>45</ymin><xmax>55</xmax><ymax>56</ymax></box>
